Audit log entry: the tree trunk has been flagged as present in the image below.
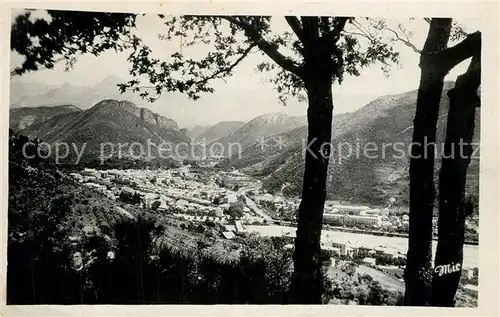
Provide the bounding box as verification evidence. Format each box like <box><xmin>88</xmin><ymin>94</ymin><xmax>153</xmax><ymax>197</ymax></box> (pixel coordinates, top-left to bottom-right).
<box><xmin>430</xmin><ymin>54</ymin><xmax>480</xmax><ymax>306</ymax></box>
<box><xmin>289</xmin><ymin>17</ymin><xmax>336</xmax><ymax>305</ymax></box>
<box><xmin>405</xmin><ymin>18</ymin><xmax>452</xmax><ymax>306</ymax></box>
<box><xmin>290</xmin><ymin>76</ymin><xmax>333</xmax><ymax>304</ymax></box>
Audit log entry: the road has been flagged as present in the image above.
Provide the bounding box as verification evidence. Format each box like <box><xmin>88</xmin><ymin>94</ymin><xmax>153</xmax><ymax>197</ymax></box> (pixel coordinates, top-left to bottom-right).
<box><xmin>238</xmin><ymin>184</ymin><xmax>274</xmax><ymax>221</ymax></box>
<box><xmin>114</xmin><ymin>206</ymin><xmax>136</xmax><ymax>220</ymax></box>
<box><xmin>242</xmin><ymin>194</ymin><xmax>274</xmax><ymax>221</ymax></box>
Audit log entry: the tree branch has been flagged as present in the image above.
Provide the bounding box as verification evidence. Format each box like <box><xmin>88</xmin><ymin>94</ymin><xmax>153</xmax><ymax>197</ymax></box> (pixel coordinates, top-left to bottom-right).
<box><xmin>220</xmin><ymin>16</ymin><xmax>303</xmax><ymax>76</ymax></box>
<box><xmin>11</xmin><ymin>56</ymin><xmax>68</xmax><ymax>76</ymax></box>
<box><xmin>197</xmin><ymin>43</ymin><xmax>257</xmax><ymax>84</ymax></box>
<box><xmin>352</xmin><ymin>20</ymin><xmax>376</xmax><ymax>41</ymax></box>
<box><xmin>448</xmin><ymin>52</ymin><xmax>481</xmax><ymax>108</ymax></box>
<box><xmin>285</xmin><ymin>16</ymin><xmax>305</xmax><ymax>43</ymax></box>
<box><xmin>434</xmin><ymin>31</ymin><xmax>481</xmax><ymax>74</ymax></box>
<box><xmin>349</xmin><ymin>20</ymin><xmax>377</xmax><ymax>43</ymax></box>
<box><xmin>325</xmin><ymin>17</ymin><xmax>349</xmax><ymax>43</ymax></box>
<box><xmin>385</xmin><ymin>27</ymin><xmax>422</xmax><ymax>54</ymax></box>
<box><xmin>342</xmin><ymin>30</ymin><xmax>373</xmax><ymax>42</ymax></box>
<box><xmin>123</xmin><ymin>43</ymin><xmax>257</xmax><ymax>94</ymax></box>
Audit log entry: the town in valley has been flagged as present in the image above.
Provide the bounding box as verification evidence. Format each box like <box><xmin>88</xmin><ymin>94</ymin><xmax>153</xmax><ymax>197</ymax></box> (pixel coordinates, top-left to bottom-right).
<box><xmin>69</xmin><ymin>161</ymin><xmax>479</xmax><ymax>298</ymax></box>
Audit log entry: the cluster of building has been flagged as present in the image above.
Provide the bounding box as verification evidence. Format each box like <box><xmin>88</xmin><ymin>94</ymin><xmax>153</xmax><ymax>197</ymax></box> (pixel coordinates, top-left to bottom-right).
<box><xmin>320</xmin><ymin>239</ymin><xmax>405</xmax><ymax>260</ymax></box>
<box><xmin>70</xmin><ymin>166</ymin><xmax>269</xmax><ymax>225</ymax></box>
<box><xmin>322</xmin><ymin>203</ymin><xmax>410</xmax><ymax>230</ymax></box>
<box><xmin>253</xmin><ymin>193</ymin><xmax>300</xmax><ymax>216</ymax></box>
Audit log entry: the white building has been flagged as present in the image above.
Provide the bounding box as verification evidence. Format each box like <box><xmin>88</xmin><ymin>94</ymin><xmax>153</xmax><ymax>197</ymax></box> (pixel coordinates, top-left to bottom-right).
<box><xmin>330</xmin><ymin>241</ymin><xmax>355</xmax><ymax>257</ymax></box>
<box><xmin>226</xmin><ymin>193</ymin><xmax>238</xmax><ymax>204</ymax></box>
<box><xmin>323</xmin><ymin>213</ymin><xmax>382</xmax><ymax>227</ymax></box>
<box><xmin>332</xmin><ymin>204</ymin><xmax>371</xmax><ymax>213</ymax></box>
<box><xmin>82</xmin><ymin>168</ymin><xmax>97</xmax><ymax>176</ymax></box>
<box><xmin>363</xmin><ymin>257</ymin><xmax>377</xmax><ymax>266</ymax></box>
<box><xmin>70</xmin><ymin>173</ymin><xmax>84</xmax><ymax>182</ymax></box>
<box><xmin>360</xmin><ymin>209</ymin><xmax>381</xmax><ymax>216</ymax></box>
<box><xmin>463</xmin><ymin>284</ymin><xmax>478</xmax><ymax>297</ymax></box>
<box><xmin>461</xmin><ymin>267</ymin><xmax>475</xmax><ymax>279</ymax></box>
<box><xmin>85</xmin><ymin>183</ymin><xmax>107</xmax><ymax>191</ymax></box>
<box><xmin>211</xmin><ymin>207</ymin><xmax>223</xmax><ymax>217</ymax></box>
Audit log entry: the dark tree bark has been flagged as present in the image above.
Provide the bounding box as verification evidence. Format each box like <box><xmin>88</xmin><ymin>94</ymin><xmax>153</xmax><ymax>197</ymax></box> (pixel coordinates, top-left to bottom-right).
<box><xmin>405</xmin><ymin>19</ymin><xmax>481</xmax><ymax>305</ymax></box>
<box><xmin>430</xmin><ymin>54</ymin><xmax>481</xmax><ymax>306</ymax></box>
<box><xmin>405</xmin><ymin>18</ymin><xmax>452</xmax><ymax>306</ymax></box>
<box><xmin>290</xmin><ymin>17</ymin><xmax>336</xmax><ymax>304</ymax></box>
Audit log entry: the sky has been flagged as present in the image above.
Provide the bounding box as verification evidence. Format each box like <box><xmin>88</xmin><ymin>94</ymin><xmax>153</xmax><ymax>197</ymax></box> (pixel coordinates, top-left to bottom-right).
<box><xmin>10</xmin><ymin>10</ymin><xmax>481</xmax><ymax>128</ymax></box>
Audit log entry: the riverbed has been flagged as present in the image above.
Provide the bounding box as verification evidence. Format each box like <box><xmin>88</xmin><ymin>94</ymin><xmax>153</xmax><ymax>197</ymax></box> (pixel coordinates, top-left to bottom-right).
<box><xmin>245</xmin><ymin>225</ymin><xmax>479</xmax><ymax>268</ymax></box>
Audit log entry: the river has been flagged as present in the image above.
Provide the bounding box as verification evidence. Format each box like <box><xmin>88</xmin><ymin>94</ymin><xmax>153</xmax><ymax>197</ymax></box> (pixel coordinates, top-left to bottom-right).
<box><xmin>245</xmin><ymin>225</ymin><xmax>479</xmax><ymax>268</ymax></box>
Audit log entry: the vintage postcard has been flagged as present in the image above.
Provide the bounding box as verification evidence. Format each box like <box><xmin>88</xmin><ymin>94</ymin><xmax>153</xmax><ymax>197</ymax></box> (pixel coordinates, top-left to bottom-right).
<box><xmin>1</xmin><ymin>1</ymin><xmax>498</xmax><ymax>316</ymax></box>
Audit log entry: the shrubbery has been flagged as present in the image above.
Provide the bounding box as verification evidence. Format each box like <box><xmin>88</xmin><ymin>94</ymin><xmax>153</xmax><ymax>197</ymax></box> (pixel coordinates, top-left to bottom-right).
<box><xmin>325</xmin><ymin>263</ymin><xmax>404</xmax><ymax>306</ymax></box>
<box><xmin>8</xmin><ymin>209</ymin><xmax>295</xmax><ymax>304</ymax></box>
<box><xmin>7</xmin><ymin>131</ymin><xmax>406</xmax><ymax>305</ymax></box>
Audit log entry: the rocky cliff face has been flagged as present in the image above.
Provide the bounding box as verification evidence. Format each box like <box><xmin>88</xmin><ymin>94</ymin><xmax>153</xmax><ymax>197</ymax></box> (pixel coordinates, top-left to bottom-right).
<box><xmin>20</xmin><ymin>99</ymin><xmax>189</xmax><ymax>164</ymax></box>
<box><xmin>140</xmin><ymin>108</ymin><xmax>179</xmax><ymax>131</ymax></box>
<box><xmin>113</xmin><ymin>100</ymin><xmax>179</xmax><ymax>131</ymax></box>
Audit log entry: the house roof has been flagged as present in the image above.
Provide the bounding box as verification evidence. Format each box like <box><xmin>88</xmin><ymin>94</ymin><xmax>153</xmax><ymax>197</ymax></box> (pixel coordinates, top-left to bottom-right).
<box><xmin>222</xmin><ymin>231</ymin><xmax>235</xmax><ymax>239</ymax></box>
<box><xmin>224</xmin><ymin>225</ymin><xmax>236</xmax><ymax>231</ymax></box>
<box><xmin>234</xmin><ymin>220</ymin><xmax>244</xmax><ymax>232</ymax></box>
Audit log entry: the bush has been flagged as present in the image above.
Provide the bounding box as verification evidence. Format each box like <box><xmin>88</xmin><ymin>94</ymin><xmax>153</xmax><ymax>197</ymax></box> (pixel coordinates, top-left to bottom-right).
<box><xmin>151</xmin><ymin>200</ymin><xmax>161</xmax><ymax>211</ymax></box>
<box><xmin>226</xmin><ymin>202</ymin><xmax>245</xmax><ymax>219</ymax></box>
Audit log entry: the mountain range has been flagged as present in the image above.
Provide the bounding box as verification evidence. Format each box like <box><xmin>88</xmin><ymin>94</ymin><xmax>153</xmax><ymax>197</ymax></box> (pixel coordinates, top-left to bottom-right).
<box><xmin>225</xmin><ymin>81</ymin><xmax>480</xmax><ymax>205</ymax></box>
<box><xmin>208</xmin><ymin>113</ymin><xmax>307</xmax><ymax>156</ymax></box>
<box><xmin>10</xmin><ymin>76</ymin><xmax>146</xmax><ymax>109</ymax></box>
<box><xmin>17</xmin><ymin>100</ymin><xmax>189</xmax><ymax>164</ymax></box>
<box><xmin>190</xmin><ymin>121</ymin><xmax>245</xmax><ymax>144</ymax></box>
<box><xmin>9</xmin><ymin>81</ymin><xmax>480</xmax><ymax>206</ymax></box>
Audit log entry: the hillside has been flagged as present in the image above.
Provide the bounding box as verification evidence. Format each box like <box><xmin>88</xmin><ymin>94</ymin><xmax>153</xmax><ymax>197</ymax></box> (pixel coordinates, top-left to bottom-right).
<box><xmin>226</xmin><ymin>112</ymin><xmax>352</xmax><ymax>172</ymax></box>
<box><xmin>193</xmin><ymin>121</ymin><xmax>245</xmax><ymax>143</ymax></box>
<box><xmin>9</xmin><ymin>104</ymin><xmax>81</xmax><ymax>131</ymax></box>
<box><xmin>187</xmin><ymin>125</ymin><xmax>210</xmax><ymax>139</ymax></box>
<box><xmin>210</xmin><ymin>113</ymin><xmax>306</xmax><ymax>157</ymax></box>
<box><xmin>7</xmin><ymin>131</ymin><xmax>299</xmax><ymax>305</ymax></box>
<box><xmin>228</xmin><ymin>82</ymin><xmax>480</xmax><ymax>206</ymax></box>
<box><xmin>20</xmin><ymin>99</ymin><xmax>190</xmax><ymax>165</ymax></box>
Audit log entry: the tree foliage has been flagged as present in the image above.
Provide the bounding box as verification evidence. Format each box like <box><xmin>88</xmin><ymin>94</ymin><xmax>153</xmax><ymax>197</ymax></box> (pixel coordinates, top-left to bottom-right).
<box><xmin>11</xmin><ymin>11</ymin><xmax>400</xmax><ymax>104</ymax></box>
<box><xmin>226</xmin><ymin>201</ymin><xmax>245</xmax><ymax>219</ymax></box>
<box><xmin>11</xmin><ymin>10</ymin><xmax>136</xmax><ymax>75</ymax></box>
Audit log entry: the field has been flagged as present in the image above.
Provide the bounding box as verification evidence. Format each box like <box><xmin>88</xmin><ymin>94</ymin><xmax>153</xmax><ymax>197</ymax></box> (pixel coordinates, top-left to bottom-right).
<box><xmin>356</xmin><ymin>265</ymin><xmax>405</xmax><ymax>293</ymax></box>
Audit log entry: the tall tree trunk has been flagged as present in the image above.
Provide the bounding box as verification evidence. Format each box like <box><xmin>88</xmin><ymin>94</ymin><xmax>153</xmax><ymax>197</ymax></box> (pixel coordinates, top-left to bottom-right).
<box><xmin>291</xmin><ymin>17</ymin><xmax>336</xmax><ymax>304</ymax></box>
<box><xmin>430</xmin><ymin>54</ymin><xmax>481</xmax><ymax>306</ymax></box>
<box><xmin>291</xmin><ymin>78</ymin><xmax>333</xmax><ymax>304</ymax></box>
<box><xmin>405</xmin><ymin>18</ymin><xmax>452</xmax><ymax>306</ymax></box>
<box><xmin>290</xmin><ymin>17</ymin><xmax>335</xmax><ymax>304</ymax></box>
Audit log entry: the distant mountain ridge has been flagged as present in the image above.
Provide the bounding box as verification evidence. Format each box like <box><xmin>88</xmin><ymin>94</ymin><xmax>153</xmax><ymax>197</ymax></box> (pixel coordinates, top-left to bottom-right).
<box><xmin>191</xmin><ymin>121</ymin><xmax>245</xmax><ymax>144</ymax></box>
<box><xmin>10</xmin><ymin>76</ymin><xmax>145</xmax><ymax>109</ymax></box>
<box><xmin>9</xmin><ymin>104</ymin><xmax>81</xmax><ymax>132</ymax></box>
<box><xmin>210</xmin><ymin>112</ymin><xmax>307</xmax><ymax>156</ymax></box>
<box><xmin>187</xmin><ymin>125</ymin><xmax>210</xmax><ymax>139</ymax></box>
<box><xmin>19</xmin><ymin>99</ymin><xmax>188</xmax><ymax>164</ymax></box>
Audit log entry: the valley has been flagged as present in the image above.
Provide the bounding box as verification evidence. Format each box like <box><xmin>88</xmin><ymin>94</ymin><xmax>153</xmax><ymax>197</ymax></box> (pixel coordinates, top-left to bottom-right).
<box><xmin>8</xmin><ymin>84</ymin><xmax>479</xmax><ymax>306</ymax></box>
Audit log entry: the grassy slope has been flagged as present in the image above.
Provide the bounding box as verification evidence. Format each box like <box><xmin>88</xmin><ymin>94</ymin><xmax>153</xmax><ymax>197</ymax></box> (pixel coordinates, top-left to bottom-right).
<box><xmin>256</xmin><ymin>83</ymin><xmax>479</xmax><ymax>206</ymax></box>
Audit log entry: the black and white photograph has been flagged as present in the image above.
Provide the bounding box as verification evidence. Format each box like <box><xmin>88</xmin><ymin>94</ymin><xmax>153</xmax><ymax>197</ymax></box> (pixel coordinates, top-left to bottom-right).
<box><xmin>2</xmin><ymin>3</ymin><xmax>496</xmax><ymax>312</ymax></box>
